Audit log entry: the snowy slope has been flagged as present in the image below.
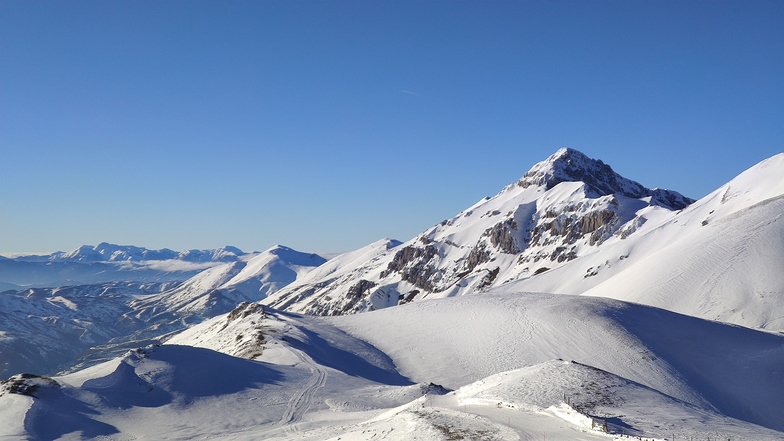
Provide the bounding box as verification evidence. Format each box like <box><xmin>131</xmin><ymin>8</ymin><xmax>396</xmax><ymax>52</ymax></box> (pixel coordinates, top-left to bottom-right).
<box><xmin>581</xmin><ymin>154</ymin><xmax>784</xmax><ymax>329</ymax></box>
<box><xmin>222</xmin><ymin>245</ymin><xmax>328</xmax><ymax>298</ymax></box>
<box><xmin>264</xmin><ymin>148</ymin><xmax>692</xmax><ymax>315</ymax></box>
<box><xmin>128</xmin><ymin>245</ymin><xmax>326</xmax><ymax>324</ymax></box>
<box><xmin>4</xmin><ymin>292</ymin><xmax>783</xmax><ymax>440</ymax></box>
<box><xmin>113</xmin><ymin>292</ymin><xmax>784</xmax><ymax>438</ymax></box>
<box><xmin>264</xmin><ymin>239</ymin><xmax>402</xmax><ymax>314</ymax></box>
<box><xmin>2</xmin><ymin>311</ymin><xmax>419</xmax><ymax>441</ymax></box>
<box><xmin>331</xmin><ymin>293</ymin><xmax>784</xmax><ymax>432</ymax></box>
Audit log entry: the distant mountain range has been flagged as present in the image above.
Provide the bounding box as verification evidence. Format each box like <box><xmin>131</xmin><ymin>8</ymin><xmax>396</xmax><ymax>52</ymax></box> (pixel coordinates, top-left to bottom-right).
<box><xmin>0</xmin><ymin>245</ymin><xmax>325</xmax><ymax>377</ymax></box>
<box><xmin>8</xmin><ymin>243</ymin><xmax>247</xmax><ymax>264</ymax></box>
<box><xmin>0</xmin><ymin>244</ymin><xmax>253</xmax><ymax>290</ymax></box>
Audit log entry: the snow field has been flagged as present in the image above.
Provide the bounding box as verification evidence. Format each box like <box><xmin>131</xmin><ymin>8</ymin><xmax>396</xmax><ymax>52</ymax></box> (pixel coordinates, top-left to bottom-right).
<box><xmin>4</xmin><ymin>292</ymin><xmax>784</xmax><ymax>439</ymax></box>
<box><xmin>331</xmin><ymin>293</ymin><xmax>784</xmax><ymax>432</ymax></box>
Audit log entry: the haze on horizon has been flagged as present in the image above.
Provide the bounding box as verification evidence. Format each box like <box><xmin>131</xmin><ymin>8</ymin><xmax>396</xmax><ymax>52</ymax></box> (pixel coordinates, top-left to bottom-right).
<box><xmin>1</xmin><ymin>0</ymin><xmax>782</xmax><ymax>255</ymax></box>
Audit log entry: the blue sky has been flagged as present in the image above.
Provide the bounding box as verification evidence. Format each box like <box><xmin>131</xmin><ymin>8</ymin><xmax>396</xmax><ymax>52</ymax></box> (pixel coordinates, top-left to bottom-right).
<box><xmin>1</xmin><ymin>1</ymin><xmax>782</xmax><ymax>254</ymax></box>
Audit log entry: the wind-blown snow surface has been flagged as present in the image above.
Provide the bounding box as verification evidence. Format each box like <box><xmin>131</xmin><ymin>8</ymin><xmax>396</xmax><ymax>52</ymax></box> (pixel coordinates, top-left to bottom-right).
<box><xmin>332</xmin><ymin>294</ymin><xmax>784</xmax><ymax>432</ymax></box>
<box><xmin>3</xmin><ymin>293</ymin><xmax>783</xmax><ymax>440</ymax></box>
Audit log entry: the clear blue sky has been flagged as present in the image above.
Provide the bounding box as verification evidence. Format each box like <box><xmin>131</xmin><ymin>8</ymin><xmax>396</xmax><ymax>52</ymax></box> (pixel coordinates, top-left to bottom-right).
<box><xmin>1</xmin><ymin>1</ymin><xmax>782</xmax><ymax>254</ymax></box>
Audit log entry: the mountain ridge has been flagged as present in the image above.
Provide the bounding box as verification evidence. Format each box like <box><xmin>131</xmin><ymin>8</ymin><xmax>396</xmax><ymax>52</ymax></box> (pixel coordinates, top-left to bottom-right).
<box><xmin>262</xmin><ymin>148</ymin><xmax>698</xmax><ymax>316</ymax></box>
<box><xmin>12</xmin><ymin>243</ymin><xmax>249</xmax><ymax>263</ymax></box>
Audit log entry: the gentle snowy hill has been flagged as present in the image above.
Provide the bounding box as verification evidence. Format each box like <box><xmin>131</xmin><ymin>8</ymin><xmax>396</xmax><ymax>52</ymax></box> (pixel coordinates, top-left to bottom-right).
<box><xmin>1</xmin><ymin>312</ymin><xmax>419</xmax><ymax>441</ymax></box>
<box><xmin>127</xmin><ymin>245</ymin><xmax>326</xmax><ymax>326</ymax></box>
<box><xmin>264</xmin><ymin>148</ymin><xmax>693</xmax><ymax>315</ymax></box>
<box><xmin>331</xmin><ymin>293</ymin><xmax>784</xmax><ymax>432</ymax></box>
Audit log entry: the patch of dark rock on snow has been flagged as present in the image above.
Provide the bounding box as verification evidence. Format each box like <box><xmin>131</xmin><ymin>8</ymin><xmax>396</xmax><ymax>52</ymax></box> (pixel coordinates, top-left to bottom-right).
<box><xmin>485</xmin><ymin>220</ymin><xmax>519</xmax><ymax>254</ymax></box>
<box><xmin>380</xmin><ymin>245</ymin><xmax>441</xmax><ymax>292</ymax></box>
<box><xmin>0</xmin><ymin>373</ymin><xmax>59</xmax><ymax>398</ymax></box>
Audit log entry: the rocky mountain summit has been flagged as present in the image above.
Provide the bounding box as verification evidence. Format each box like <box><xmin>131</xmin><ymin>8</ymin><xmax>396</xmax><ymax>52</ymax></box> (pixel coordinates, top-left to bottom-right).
<box><xmin>517</xmin><ymin>148</ymin><xmax>693</xmax><ymax>208</ymax></box>
<box><xmin>263</xmin><ymin>148</ymin><xmax>694</xmax><ymax>315</ymax></box>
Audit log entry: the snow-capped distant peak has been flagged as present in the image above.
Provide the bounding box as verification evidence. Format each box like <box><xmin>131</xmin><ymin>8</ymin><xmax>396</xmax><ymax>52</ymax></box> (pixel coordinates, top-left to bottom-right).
<box><xmin>45</xmin><ymin>243</ymin><xmax>250</xmax><ymax>263</ymax></box>
<box><xmin>261</xmin><ymin>245</ymin><xmax>326</xmax><ymax>267</ymax></box>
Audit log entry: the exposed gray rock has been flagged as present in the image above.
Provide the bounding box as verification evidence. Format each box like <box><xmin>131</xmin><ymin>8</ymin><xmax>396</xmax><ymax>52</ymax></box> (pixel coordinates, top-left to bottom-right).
<box><xmin>341</xmin><ymin>280</ymin><xmax>377</xmax><ymax>313</ymax></box>
<box><xmin>463</xmin><ymin>246</ymin><xmax>490</xmax><ymax>273</ymax></box>
<box><xmin>485</xmin><ymin>220</ymin><xmax>519</xmax><ymax>254</ymax></box>
<box><xmin>380</xmin><ymin>245</ymin><xmax>441</xmax><ymax>292</ymax></box>
<box><xmin>398</xmin><ymin>289</ymin><xmax>420</xmax><ymax>304</ymax></box>
<box><xmin>650</xmin><ymin>188</ymin><xmax>693</xmax><ymax>210</ymax></box>
<box><xmin>476</xmin><ymin>267</ymin><xmax>500</xmax><ymax>290</ymax></box>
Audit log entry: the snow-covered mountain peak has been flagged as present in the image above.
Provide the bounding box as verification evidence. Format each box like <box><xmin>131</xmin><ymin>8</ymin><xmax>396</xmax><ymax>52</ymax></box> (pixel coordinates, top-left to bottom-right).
<box><xmin>209</xmin><ymin>245</ymin><xmax>244</xmax><ymax>261</ymax></box>
<box><xmin>517</xmin><ymin>148</ymin><xmax>631</xmax><ymax>194</ymax></box>
<box><xmin>55</xmin><ymin>243</ymin><xmax>177</xmax><ymax>262</ymax></box>
<box><xmin>176</xmin><ymin>246</ymin><xmax>246</xmax><ymax>263</ymax></box>
<box><xmin>263</xmin><ymin>149</ymin><xmax>699</xmax><ymax>315</ymax></box>
<box><xmin>262</xmin><ymin>245</ymin><xmax>327</xmax><ymax>267</ymax></box>
<box><xmin>516</xmin><ymin>148</ymin><xmax>692</xmax><ymax>210</ymax></box>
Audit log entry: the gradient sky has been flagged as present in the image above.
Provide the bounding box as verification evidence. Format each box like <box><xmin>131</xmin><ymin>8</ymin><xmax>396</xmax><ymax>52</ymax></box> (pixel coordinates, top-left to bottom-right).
<box><xmin>1</xmin><ymin>1</ymin><xmax>783</xmax><ymax>255</ymax></box>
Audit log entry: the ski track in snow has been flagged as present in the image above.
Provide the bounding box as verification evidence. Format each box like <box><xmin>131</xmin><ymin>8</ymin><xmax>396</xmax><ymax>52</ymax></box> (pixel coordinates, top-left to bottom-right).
<box><xmin>279</xmin><ymin>346</ymin><xmax>328</xmax><ymax>433</ymax></box>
